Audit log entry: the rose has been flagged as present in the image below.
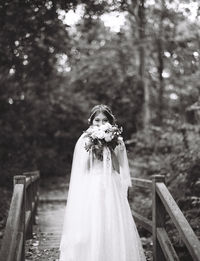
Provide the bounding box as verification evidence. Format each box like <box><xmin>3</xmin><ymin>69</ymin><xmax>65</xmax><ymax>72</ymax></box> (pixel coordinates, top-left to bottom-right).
<box><xmin>118</xmin><ymin>136</ymin><xmax>123</xmax><ymax>142</ymax></box>
<box><xmin>104</xmin><ymin>132</ymin><xmax>113</xmax><ymax>142</ymax></box>
<box><xmin>91</xmin><ymin>130</ymin><xmax>105</xmax><ymax>139</ymax></box>
<box><xmin>87</xmin><ymin>125</ymin><xmax>99</xmax><ymax>134</ymax></box>
<box><xmin>85</xmin><ymin>138</ymin><xmax>92</xmax><ymax>147</ymax></box>
<box><xmin>100</xmin><ymin>122</ymin><xmax>112</xmax><ymax>131</ymax></box>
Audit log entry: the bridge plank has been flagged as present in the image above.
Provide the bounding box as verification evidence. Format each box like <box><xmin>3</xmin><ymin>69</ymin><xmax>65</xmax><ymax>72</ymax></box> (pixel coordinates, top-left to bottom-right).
<box><xmin>37</xmin><ymin>202</ymin><xmax>65</xmax><ymax>250</ymax></box>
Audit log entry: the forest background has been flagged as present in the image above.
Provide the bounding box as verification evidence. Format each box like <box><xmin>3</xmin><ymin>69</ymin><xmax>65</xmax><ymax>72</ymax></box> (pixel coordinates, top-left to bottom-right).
<box><xmin>0</xmin><ymin>0</ymin><xmax>200</xmax><ymax>259</ymax></box>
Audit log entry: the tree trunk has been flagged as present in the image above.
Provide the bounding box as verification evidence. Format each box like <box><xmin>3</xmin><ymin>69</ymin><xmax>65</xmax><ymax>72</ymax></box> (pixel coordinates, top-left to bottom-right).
<box><xmin>157</xmin><ymin>0</ymin><xmax>165</xmax><ymax>126</ymax></box>
<box><xmin>138</xmin><ymin>0</ymin><xmax>150</xmax><ymax>130</ymax></box>
<box><xmin>157</xmin><ymin>36</ymin><xmax>164</xmax><ymax>125</ymax></box>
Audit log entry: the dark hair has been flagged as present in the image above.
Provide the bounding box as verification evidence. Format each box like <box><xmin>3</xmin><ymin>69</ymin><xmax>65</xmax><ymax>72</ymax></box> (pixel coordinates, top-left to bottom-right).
<box><xmin>88</xmin><ymin>104</ymin><xmax>116</xmax><ymax>125</ymax></box>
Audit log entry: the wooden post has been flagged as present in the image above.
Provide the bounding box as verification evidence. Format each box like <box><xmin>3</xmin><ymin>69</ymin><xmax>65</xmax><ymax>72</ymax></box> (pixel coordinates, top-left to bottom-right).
<box><xmin>14</xmin><ymin>176</ymin><xmax>26</xmax><ymax>261</ymax></box>
<box><xmin>23</xmin><ymin>173</ymin><xmax>33</xmax><ymax>239</ymax></box>
<box><xmin>35</xmin><ymin>171</ymin><xmax>40</xmax><ymax>223</ymax></box>
<box><xmin>152</xmin><ymin>175</ymin><xmax>166</xmax><ymax>261</ymax></box>
<box><xmin>32</xmin><ymin>171</ymin><xmax>40</xmax><ymax>224</ymax></box>
<box><xmin>32</xmin><ymin>174</ymin><xmax>37</xmax><ymax>224</ymax></box>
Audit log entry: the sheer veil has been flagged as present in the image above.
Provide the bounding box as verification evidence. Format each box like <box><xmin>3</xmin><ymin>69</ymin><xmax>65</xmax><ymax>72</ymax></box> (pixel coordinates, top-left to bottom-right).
<box><xmin>60</xmin><ymin>133</ymin><xmax>89</xmax><ymax>255</ymax></box>
<box><xmin>114</xmin><ymin>141</ymin><xmax>132</xmax><ymax>196</ymax></box>
<box><xmin>59</xmin><ymin>131</ymin><xmax>132</xmax><ymax>257</ymax></box>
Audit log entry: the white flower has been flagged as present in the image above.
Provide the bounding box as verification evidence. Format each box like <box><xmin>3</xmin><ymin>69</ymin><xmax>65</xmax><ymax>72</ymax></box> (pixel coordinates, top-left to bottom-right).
<box><xmin>118</xmin><ymin>136</ymin><xmax>123</xmax><ymax>142</ymax></box>
<box><xmin>104</xmin><ymin>132</ymin><xmax>113</xmax><ymax>142</ymax></box>
<box><xmin>91</xmin><ymin>131</ymin><xmax>98</xmax><ymax>139</ymax></box>
<box><xmin>117</xmin><ymin>136</ymin><xmax>124</xmax><ymax>145</ymax></box>
<box><xmin>91</xmin><ymin>129</ymin><xmax>105</xmax><ymax>139</ymax></box>
<box><xmin>100</xmin><ymin>122</ymin><xmax>112</xmax><ymax>131</ymax></box>
<box><xmin>96</xmin><ymin>130</ymin><xmax>105</xmax><ymax>139</ymax></box>
<box><xmin>86</xmin><ymin>125</ymin><xmax>99</xmax><ymax>134</ymax></box>
<box><xmin>85</xmin><ymin>137</ymin><xmax>92</xmax><ymax>146</ymax></box>
<box><xmin>91</xmin><ymin>126</ymin><xmax>99</xmax><ymax>132</ymax></box>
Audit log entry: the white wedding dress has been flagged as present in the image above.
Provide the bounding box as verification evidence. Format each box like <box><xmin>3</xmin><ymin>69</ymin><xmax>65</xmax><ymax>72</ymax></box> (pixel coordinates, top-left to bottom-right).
<box><xmin>59</xmin><ymin>132</ymin><xmax>146</xmax><ymax>261</ymax></box>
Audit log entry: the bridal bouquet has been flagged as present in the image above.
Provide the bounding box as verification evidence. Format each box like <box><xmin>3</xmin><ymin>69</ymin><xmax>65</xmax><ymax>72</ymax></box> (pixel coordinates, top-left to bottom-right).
<box><xmin>84</xmin><ymin>123</ymin><xmax>123</xmax><ymax>161</ymax></box>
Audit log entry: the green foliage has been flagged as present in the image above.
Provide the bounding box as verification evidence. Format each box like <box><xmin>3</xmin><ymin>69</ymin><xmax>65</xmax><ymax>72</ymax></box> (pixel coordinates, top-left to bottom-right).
<box><xmin>0</xmin><ymin>0</ymin><xmax>200</xmax><ymax>189</ymax></box>
<box><xmin>128</xmin><ymin>121</ymin><xmax>200</xmax><ymax>258</ymax></box>
<box><xmin>0</xmin><ymin>1</ymin><xmax>88</xmax><ymax>184</ymax></box>
<box><xmin>67</xmin><ymin>22</ymin><xmax>144</xmax><ymax>137</ymax></box>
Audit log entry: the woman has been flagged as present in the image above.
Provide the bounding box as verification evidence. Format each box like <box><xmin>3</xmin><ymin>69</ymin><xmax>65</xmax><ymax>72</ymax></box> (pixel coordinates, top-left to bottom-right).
<box><xmin>59</xmin><ymin>105</ymin><xmax>146</xmax><ymax>261</ymax></box>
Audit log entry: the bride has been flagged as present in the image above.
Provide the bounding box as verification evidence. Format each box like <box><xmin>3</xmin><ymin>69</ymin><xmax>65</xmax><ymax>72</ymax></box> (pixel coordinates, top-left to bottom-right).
<box><xmin>59</xmin><ymin>104</ymin><xmax>146</xmax><ymax>261</ymax></box>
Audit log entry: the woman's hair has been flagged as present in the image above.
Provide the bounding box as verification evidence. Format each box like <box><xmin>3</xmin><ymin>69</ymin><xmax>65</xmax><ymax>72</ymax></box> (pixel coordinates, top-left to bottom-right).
<box><xmin>88</xmin><ymin>104</ymin><xmax>116</xmax><ymax>125</ymax></box>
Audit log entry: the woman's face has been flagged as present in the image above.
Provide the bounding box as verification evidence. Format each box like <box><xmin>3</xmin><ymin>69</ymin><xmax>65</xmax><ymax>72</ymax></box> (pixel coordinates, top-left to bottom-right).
<box><xmin>92</xmin><ymin>112</ymin><xmax>109</xmax><ymax>127</ymax></box>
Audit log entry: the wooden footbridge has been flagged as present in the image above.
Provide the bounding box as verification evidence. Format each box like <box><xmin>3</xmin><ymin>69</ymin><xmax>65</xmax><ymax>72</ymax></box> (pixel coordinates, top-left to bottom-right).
<box><xmin>1</xmin><ymin>171</ymin><xmax>200</xmax><ymax>261</ymax></box>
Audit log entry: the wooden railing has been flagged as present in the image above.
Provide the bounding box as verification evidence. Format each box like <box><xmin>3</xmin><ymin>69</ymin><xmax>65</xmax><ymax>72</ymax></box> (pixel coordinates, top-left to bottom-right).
<box><xmin>0</xmin><ymin>171</ymin><xmax>40</xmax><ymax>261</ymax></box>
<box><xmin>129</xmin><ymin>175</ymin><xmax>200</xmax><ymax>261</ymax></box>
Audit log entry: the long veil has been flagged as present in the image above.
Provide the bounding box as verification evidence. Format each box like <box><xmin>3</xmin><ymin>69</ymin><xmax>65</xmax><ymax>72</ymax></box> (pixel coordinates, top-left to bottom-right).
<box><xmin>59</xmin><ymin>133</ymin><xmax>89</xmax><ymax>256</ymax></box>
<box><xmin>114</xmin><ymin>141</ymin><xmax>132</xmax><ymax>196</ymax></box>
<box><xmin>59</xmin><ymin>132</ymin><xmax>132</xmax><ymax>258</ymax></box>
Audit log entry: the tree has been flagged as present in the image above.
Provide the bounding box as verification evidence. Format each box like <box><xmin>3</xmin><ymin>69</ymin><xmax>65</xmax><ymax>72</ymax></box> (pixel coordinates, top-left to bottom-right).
<box><xmin>66</xmin><ymin>18</ymin><xmax>144</xmax><ymax>137</ymax></box>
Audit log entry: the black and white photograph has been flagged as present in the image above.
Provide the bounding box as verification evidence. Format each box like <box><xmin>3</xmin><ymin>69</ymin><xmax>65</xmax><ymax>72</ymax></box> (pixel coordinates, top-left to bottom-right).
<box><xmin>0</xmin><ymin>1</ymin><xmax>200</xmax><ymax>261</ymax></box>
